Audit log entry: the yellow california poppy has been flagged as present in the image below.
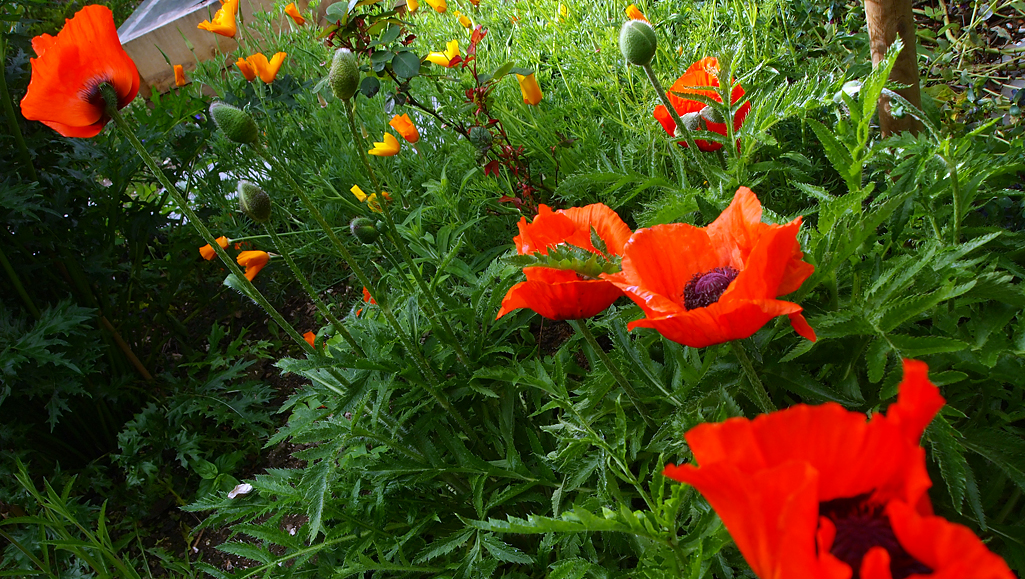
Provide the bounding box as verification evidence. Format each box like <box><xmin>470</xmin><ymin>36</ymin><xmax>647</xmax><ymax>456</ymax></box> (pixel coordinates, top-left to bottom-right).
<box><xmin>426</xmin><ymin>40</ymin><xmax>460</xmax><ymax>67</ymax></box>
<box><xmin>516</xmin><ymin>73</ymin><xmax>543</xmax><ymax>106</ymax></box>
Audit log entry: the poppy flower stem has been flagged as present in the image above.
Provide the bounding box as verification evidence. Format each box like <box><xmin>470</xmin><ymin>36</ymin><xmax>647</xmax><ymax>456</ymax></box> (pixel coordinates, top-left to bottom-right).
<box><xmin>639</xmin><ymin>63</ymin><xmax>710</xmax><ymax>173</ymax></box>
<box><xmin>103</xmin><ymin>96</ymin><xmax>322</xmax><ymax>362</ymax></box>
<box><xmin>728</xmin><ymin>340</ymin><xmax>775</xmax><ymax>413</ymax></box>
<box><xmin>571</xmin><ymin>321</ymin><xmax>655</xmax><ymax>429</ymax></box>
<box><xmin>345</xmin><ymin>101</ymin><xmax>474</xmax><ymax>370</ymax></box>
<box><xmin>264</xmin><ymin>225</ymin><xmax>366</xmax><ymax>356</ymax></box>
<box><xmin>0</xmin><ymin>36</ymin><xmax>37</xmax><ymax>182</ymax></box>
<box><xmin>249</xmin><ymin>145</ymin><xmax>478</xmax><ymax>445</ymax></box>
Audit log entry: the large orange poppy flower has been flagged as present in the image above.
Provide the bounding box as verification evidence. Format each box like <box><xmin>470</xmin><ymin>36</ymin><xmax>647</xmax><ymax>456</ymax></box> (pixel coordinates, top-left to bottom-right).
<box><xmin>20</xmin><ymin>5</ymin><xmax>140</xmax><ymax>138</ymax></box>
<box><xmin>602</xmin><ymin>187</ymin><xmax>814</xmax><ymax>348</ymax></box>
<box><xmin>663</xmin><ymin>360</ymin><xmax>1014</xmax><ymax>579</ymax></box>
<box><xmin>497</xmin><ymin>204</ymin><xmax>631</xmax><ymax>321</ymax></box>
<box><xmin>653</xmin><ymin>57</ymin><xmax>751</xmax><ymax>152</ymax></box>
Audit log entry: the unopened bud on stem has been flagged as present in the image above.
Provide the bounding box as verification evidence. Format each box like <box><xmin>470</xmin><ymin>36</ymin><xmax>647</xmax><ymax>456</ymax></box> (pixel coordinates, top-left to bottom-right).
<box><xmin>619</xmin><ymin>20</ymin><xmax>657</xmax><ymax>66</ymax></box>
<box><xmin>238</xmin><ymin>180</ymin><xmax>271</xmax><ymax>222</ymax></box>
<box><xmin>350</xmin><ymin>217</ymin><xmax>380</xmax><ymax>244</ymax></box>
<box><xmin>330</xmin><ymin>49</ymin><xmax>360</xmax><ymax>101</ymax></box>
<box><xmin>210</xmin><ymin>101</ymin><xmax>260</xmax><ymax>145</ymax></box>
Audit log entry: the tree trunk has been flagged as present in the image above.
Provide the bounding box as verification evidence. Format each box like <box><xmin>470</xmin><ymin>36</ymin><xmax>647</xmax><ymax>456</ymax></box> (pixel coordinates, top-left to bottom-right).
<box><xmin>864</xmin><ymin>0</ymin><xmax>922</xmax><ymax>136</ymax></box>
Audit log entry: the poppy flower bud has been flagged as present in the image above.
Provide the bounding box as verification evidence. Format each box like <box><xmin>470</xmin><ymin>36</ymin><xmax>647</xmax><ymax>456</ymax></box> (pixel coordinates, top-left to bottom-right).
<box><xmin>210</xmin><ymin>101</ymin><xmax>259</xmax><ymax>145</ymax></box>
<box><xmin>619</xmin><ymin>20</ymin><xmax>657</xmax><ymax>67</ymax></box>
<box><xmin>238</xmin><ymin>180</ymin><xmax>271</xmax><ymax>222</ymax></box>
<box><xmin>329</xmin><ymin>49</ymin><xmax>360</xmax><ymax>101</ymax></box>
<box><xmin>350</xmin><ymin>217</ymin><xmax>380</xmax><ymax>244</ymax></box>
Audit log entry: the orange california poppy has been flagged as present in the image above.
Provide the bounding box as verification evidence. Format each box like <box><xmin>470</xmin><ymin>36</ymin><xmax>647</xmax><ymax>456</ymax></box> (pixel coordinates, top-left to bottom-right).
<box><xmin>20</xmin><ymin>6</ymin><xmax>140</xmax><ymax>138</ymax></box>
<box><xmin>625</xmin><ymin>4</ymin><xmax>649</xmax><ymax>22</ymax></box>
<box><xmin>601</xmin><ymin>187</ymin><xmax>814</xmax><ymax>348</ymax></box>
<box><xmin>653</xmin><ymin>57</ymin><xmax>751</xmax><ymax>152</ymax></box>
<box><xmin>388</xmin><ymin>113</ymin><xmax>420</xmax><ymax>144</ymax></box>
<box><xmin>236</xmin><ymin>250</ymin><xmax>269</xmax><ymax>281</ymax></box>
<box><xmin>246</xmin><ymin>52</ymin><xmax>287</xmax><ymax>83</ymax></box>
<box><xmin>424</xmin><ymin>0</ymin><xmax>446</xmax><ymax>12</ymax></box>
<box><xmin>663</xmin><ymin>359</ymin><xmax>1014</xmax><ymax>579</ymax></box>
<box><xmin>174</xmin><ymin>64</ymin><xmax>187</xmax><ymax>87</ymax></box>
<box><xmin>197</xmin><ymin>0</ymin><xmax>239</xmax><ymax>38</ymax></box>
<box><xmin>516</xmin><ymin>73</ymin><xmax>543</xmax><ymax>106</ymax></box>
<box><xmin>303</xmin><ymin>331</ymin><xmax>317</xmax><ymax>347</ymax></box>
<box><xmin>356</xmin><ymin>286</ymin><xmax>377</xmax><ymax>316</ymax></box>
<box><xmin>368</xmin><ymin>132</ymin><xmax>401</xmax><ymax>156</ymax></box>
<box><xmin>199</xmin><ymin>236</ymin><xmax>230</xmax><ymax>260</ymax></box>
<box><xmin>497</xmin><ymin>204</ymin><xmax>631</xmax><ymax>321</ymax></box>
<box><xmin>285</xmin><ymin>2</ymin><xmax>306</xmax><ymax>25</ymax></box>
<box><xmin>235</xmin><ymin>57</ymin><xmax>256</xmax><ymax>82</ymax></box>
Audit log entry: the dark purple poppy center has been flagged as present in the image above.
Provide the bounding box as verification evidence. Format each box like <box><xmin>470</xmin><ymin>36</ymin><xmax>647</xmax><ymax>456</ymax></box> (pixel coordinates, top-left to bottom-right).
<box><xmin>683</xmin><ymin>266</ymin><xmax>738</xmax><ymax>310</ymax></box>
<box><xmin>818</xmin><ymin>494</ymin><xmax>932</xmax><ymax>579</ymax></box>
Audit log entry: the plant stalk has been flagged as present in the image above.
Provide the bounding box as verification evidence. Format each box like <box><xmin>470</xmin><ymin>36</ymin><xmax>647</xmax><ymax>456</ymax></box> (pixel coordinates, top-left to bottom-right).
<box><xmin>729</xmin><ymin>340</ymin><xmax>775</xmax><ymax>413</ymax></box>
<box><xmin>344</xmin><ymin>101</ymin><xmax>473</xmax><ymax>369</ymax></box>
<box><xmin>104</xmin><ymin>93</ymin><xmax>317</xmax><ymax>359</ymax></box>
<box><xmin>265</xmin><ymin>224</ymin><xmax>365</xmax><ymax>356</ymax></box>
<box><xmin>249</xmin><ymin>143</ymin><xmax>477</xmax><ymax>443</ymax></box>
<box><xmin>572</xmin><ymin>320</ymin><xmax>655</xmax><ymax>429</ymax></box>
<box><xmin>640</xmin><ymin>62</ymin><xmax>708</xmax><ymax>173</ymax></box>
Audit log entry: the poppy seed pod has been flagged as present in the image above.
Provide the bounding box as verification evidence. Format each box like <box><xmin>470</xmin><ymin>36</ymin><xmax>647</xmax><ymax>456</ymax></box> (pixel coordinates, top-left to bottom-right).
<box><xmin>238</xmin><ymin>180</ymin><xmax>271</xmax><ymax>222</ymax></box>
<box><xmin>210</xmin><ymin>101</ymin><xmax>259</xmax><ymax>145</ymax></box>
<box><xmin>350</xmin><ymin>217</ymin><xmax>380</xmax><ymax>244</ymax></box>
<box><xmin>619</xmin><ymin>20</ymin><xmax>657</xmax><ymax>67</ymax></box>
<box><xmin>329</xmin><ymin>49</ymin><xmax>360</xmax><ymax>101</ymax></box>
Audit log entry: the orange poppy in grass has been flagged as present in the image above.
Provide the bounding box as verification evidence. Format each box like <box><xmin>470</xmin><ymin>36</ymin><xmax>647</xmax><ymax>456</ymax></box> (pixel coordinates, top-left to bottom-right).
<box><xmin>663</xmin><ymin>359</ymin><xmax>1014</xmax><ymax>579</ymax></box>
<box><xmin>497</xmin><ymin>204</ymin><xmax>631</xmax><ymax>321</ymax></box>
<box><xmin>602</xmin><ymin>187</ymin><xmax>814</xmax><ymax>347</ymax></box>
<box><xmin>653</xmin><ymin>57</ymin><xmax>751</xmax><ymax>152</ymax></box>
<box><xmin>625</xmin><ymin>4</ymin><xmax>649</xmax><ymax>22</ymax></box>
<box><xmin>356</xmin><ymin>286</ymin><xmax>377</xmax><ymax>316</ymax></box>
<box><xmin>174</xmin><ymin>64</ymin><xmax>187</xmax><ymax>86</ymax></box>
<box><xmin>235</xmin><ymin>57</ymin><xmax>256</xmax><ymax>81</ymax></box>
<box><xmin>516</xmin><ymin>73</ymin><xmax>543</xmax><ymax>106</ymax></box>
<box><xmin>246</xmin><ymin>52</ymin><xmax>287</xmax><ymax>83</ymax></box>
<box><xmin>303</xmin><ymin>331</ymin><xmax>317</xmax><ymax>347</ymax></box>
<box><xmin>20</xmin><ymin>5</ymin><xmax>140</xmax><ymax>138</ymax></box>
<box><xmin>199</xmin><ymin>236</ymin><xmax>230</xmax><ymax>260</ymax></box>
<box><xmin>389</xmin><ymin>113</ymin><xmax>420</xmax><ymax>143</ymax></box>
<box><xmin>284</xmin><ymin>2</ymin><xmax>305</xmax><ymax>25</ymax></box>
<box><xmin>197</xmin><ymin>0</ymin><xmax>239</xmax><ymax>38</ymax></box>
<box><xmin>236</xmin><ymin>250</ymin><xmax>269</xmax><ymax>281</ymax></box>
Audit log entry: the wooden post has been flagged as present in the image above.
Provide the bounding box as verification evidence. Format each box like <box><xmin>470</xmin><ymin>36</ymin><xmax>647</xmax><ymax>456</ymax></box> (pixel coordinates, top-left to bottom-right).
<box><xmin>864</xmin><ymin>0</ymin><xmax>922</xmax><ymax>135</ymax></box>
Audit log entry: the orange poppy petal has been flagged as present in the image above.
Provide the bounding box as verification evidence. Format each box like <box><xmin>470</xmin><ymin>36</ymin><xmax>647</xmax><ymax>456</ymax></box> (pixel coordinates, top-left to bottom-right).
<box><xmin>199</xmin><ymin>236</ymin><xmax>229</xmax><ymax>260</ymax></box>
<box><xmin>559</xmin><ymin>204</ymin><xmax>634</xmax><ymax>256</ymax></box>
<box><xmin>513</xmin><ymin>206</ymin><xmax>577</xmax><ymax>255</ymax></box>
<box><xmin>663</xmin><ymin>460</ymin><xmax>825</xmax><ymax>579</ymax></box>
<box><xmin>285</xmin><ymin>2</ymin><xmax>306</xmax><ymax>25</ymax></box>
<box><xmin>627</xmin><ymin>298</ymin><xmax>803</xmax><ymax>347</ymax></box>
<box><xmin>886</xmin><ymin>501</ymin><xmax>1015</xmax><ymax>579</ymax></box>
<box><xmin>21</xmin><ymin>5</ymin><xmax>139</xmax><ymax>137</ymax></box>
<box><xmin>236</xmin><ymin>57</ymin><xmax>256</xmax><ymax>81</ymax></box>
<box><xmin>236</xmin><ymin>250</ymin><xmax>269</xmax><ymax>281</ymax></box>
<box><xmin>885</xmin><ymin>359</ymin><xmax>946</xmax><ymax>445</ymax></box>
<box><xmin>303</xmin><ymin>331</ymin><xmax>316</xmax><ymax>347</ymax></box>
<box><xmin>496</xmin><ymin>278</ymin><xmax>623</xmax><ymax>320</ymax></box>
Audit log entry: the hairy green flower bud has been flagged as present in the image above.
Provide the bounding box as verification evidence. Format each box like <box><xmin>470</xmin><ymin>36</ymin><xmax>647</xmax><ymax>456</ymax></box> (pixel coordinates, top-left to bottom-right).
<box><xmin>238</xmin><ymin>180</ymin><xmax>271</xmax><ymax>222</ymax></box>
<box><xmin>619</xmin><ymin>20</ymin><xmax>657</xmax><ymax>67</ymax></box>
<box><xmin>210</xmin><ymin>101</ymin><xmax>259</xmax><ymax>145</ymax></box>
<box><xmin>330</xmin><ymin>49</ymin><xmax>360</xmax><ymax>101</ymax></box>
<box><xmin>350</xmin><ymin>217</ymin><xmax>380</xmax><ymax>244</ymax></box>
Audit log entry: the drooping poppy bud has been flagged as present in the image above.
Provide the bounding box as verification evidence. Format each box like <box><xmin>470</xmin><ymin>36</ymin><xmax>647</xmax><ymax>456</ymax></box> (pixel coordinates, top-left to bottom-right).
<box><xmin>210</xmin><ymin>101</ymin><xmax>259</xmax><ymax>145</ymax></box>
<box><xmin>619</xmin><ymin>19</ymin><xmax>657</xmax><ymax>66</ymax></box>
<box><xmin>329</xmin><ymin>48</ymin><xmax>360</xmax><ymax>101</ymax></box>
<box><xmin>350</xmin><ymin>217</ymin><xmax>380</xmax><ymax>244</ymax></box>
<box><xmin>238</xmin><ymin>180</ymin><xmax>271</xmax><ymax>222</ymax></box>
